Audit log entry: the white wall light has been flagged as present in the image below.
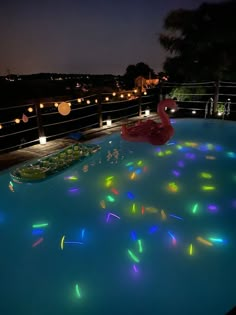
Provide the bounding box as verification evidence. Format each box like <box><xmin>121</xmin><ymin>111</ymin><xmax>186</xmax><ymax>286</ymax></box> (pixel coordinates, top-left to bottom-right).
<box><xmin>39</xmin><ymin>136</ymin><xmax>47</xmax><ymax>145</ymax></box>
<box><xmin>106</xmin><ymin>118</ymin><xmax>112</xmax><ymax>126</ymax></box>
<box><xmin>145</xmin><ymin>108</ymin><xmax>150</xmax><ymax>116</ymax></box>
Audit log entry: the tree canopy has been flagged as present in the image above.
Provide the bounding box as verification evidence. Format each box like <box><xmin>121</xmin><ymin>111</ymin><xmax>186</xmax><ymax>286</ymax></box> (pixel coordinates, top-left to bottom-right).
<box><xmin>159</xmin><ymin>0</ymin><xmax>236</xmax><ymax>82</ymax></box>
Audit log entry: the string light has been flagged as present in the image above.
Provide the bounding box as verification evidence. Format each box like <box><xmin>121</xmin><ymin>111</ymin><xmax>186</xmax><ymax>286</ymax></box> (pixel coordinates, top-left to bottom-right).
<box><xmin>40</xmin><ymin>103</ymin><xmax>44</xmax><ymax>109</ymax></box>
<box><xmin>28</xmin><ymin>107</ymin><xmax>33</xmax><ymax>112</ymax></box>
<box><xmin>54</xmin><ymin>102</ymin><xmax>58</xmax><ymax>107</ymax></box>
<box><xmin>15</xmin><ymin>118</ymin><xmax>20</xmax><ymax>124</ymax></box>
<box><xmin>86</xmin><ymin>100</ymin><xmax>91</xmax><ymax>104</ymax></box>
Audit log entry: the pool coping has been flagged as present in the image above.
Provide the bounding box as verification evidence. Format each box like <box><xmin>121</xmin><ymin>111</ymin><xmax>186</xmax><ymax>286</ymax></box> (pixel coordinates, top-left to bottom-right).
<box><xmin>0</xmin><ymin>116</ymin><xmax>234</xmax><ymax>172</ymax></box>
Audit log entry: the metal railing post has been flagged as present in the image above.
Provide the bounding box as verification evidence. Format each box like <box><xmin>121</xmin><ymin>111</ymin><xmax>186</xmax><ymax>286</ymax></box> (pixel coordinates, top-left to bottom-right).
<box><xmin>35</xmin><ymin>102</ymin><xmax>45</xmax><ymax>140</ymax></box>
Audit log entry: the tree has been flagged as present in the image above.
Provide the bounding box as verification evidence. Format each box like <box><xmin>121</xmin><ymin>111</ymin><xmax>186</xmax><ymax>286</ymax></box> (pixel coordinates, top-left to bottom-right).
<box><xmin>123</xmin><ymin>62</ymin><xmax>156</xmax><ymax>89</ymax></box>
<box><xmin>159</xmin><ymin>1</ymin><xmax>236</xmax><ymax>82</ymax></box>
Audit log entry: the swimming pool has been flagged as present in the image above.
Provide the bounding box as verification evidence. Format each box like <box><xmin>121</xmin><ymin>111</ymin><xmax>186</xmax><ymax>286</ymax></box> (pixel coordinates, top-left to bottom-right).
<box><xmin>1</xmin><ymin>118</ymin><xmax>236</xmax><ymax>315</ymax></box>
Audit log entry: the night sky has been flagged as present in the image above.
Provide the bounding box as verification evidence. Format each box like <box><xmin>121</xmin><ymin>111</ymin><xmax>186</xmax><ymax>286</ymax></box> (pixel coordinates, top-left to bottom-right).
<box><xmin>0</xmin><ymin>0</ymin><xmax>223</xmax><ymax>75</ymax></box>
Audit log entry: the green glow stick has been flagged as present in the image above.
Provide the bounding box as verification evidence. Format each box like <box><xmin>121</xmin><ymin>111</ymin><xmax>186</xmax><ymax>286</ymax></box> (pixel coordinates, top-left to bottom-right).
<box><xmin>75</xmin><ymin>284</ymin><xmax>81</xmax><ymax>298</ymax></box>
<box><xmin>128</xmin><ymin>249</ymin><xmax>140</xmax><ymax>263</ymax></box>
<box><xmin>107</xmin><ymin>195</ymin><xmax>115</xmax><ymax>202</ymax></box>
<box><xmin>32</xmin><ymin>223</ymin><xmax>48</xmax><ymax>228</ymax></box>
<box><xmin>192</xmin><ymin>203</ymin><xmax>198</xmax><ymax>214</ymax></box>
<box><xmin>137</xmin><ymin>239</ymin><xmax>143</xmax><ymax>253</ymax></box>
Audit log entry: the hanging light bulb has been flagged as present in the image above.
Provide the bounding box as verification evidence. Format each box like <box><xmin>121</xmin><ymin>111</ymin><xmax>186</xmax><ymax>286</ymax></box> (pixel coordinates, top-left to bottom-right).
<box><xmin>58</xmin><ymin>102</ymin><xmax>71</xmax><ymax>116</ymax></box>
<box><xmin>40</xmin><ymin>103</ymin><xmax>44</xmax><ymax>108</ymax></box>
<box><xmin>105</xmin><ymin>97</ymin><xmax>109</xmax><ymax>101</ymax></box>
<box><xmin>112</xmin><ymin>92</ymin><xmax>116</xmax><ymax>96</ymax></box>
<box><xmin>120</xmin><ymin>94</ymin><xmax>124</xmax><ymax>98</ymax></box>
<box><xmin>28</xmin><ymin>107</ymin><xmax>33</xmax><ymax>112</ymax></box>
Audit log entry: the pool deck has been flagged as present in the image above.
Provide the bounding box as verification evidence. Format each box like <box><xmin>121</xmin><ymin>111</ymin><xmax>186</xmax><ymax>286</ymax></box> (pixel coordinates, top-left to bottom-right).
<box><xmin>0</xmin><ymin>115</ymin><xmax>158</xmax><ymax>172</ymax></box>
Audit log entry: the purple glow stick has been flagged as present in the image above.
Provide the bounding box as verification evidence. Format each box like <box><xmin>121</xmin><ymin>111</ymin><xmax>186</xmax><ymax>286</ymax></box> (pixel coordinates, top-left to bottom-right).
<box><xmin>106</xmin><ymin>212</ymin><xmax>121</xmax><ymax>222</ymax></box>
<box><xmin>169</xmin><ymin>214</ymin><xmax>183</xmax><ymax>220</ymax></box>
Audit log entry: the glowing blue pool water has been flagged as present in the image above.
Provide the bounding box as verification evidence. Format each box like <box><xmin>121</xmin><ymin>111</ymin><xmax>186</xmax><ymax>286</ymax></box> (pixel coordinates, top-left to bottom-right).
<box><xmin>1</xmin><ymin>118</ymin><xmax>236</xmax><ymax>315</ymax></box>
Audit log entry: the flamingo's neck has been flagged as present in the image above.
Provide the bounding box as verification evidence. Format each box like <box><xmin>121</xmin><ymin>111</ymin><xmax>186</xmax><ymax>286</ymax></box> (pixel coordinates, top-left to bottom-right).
<box><xmin>158</xmin><ymin>103</ymin><xmax>170</xmax><ymax>126</ymax></box>
<box><xmin>157</xmin><ymin>99</ymin><xmax>176</xmax><ymax>126</ymax></box>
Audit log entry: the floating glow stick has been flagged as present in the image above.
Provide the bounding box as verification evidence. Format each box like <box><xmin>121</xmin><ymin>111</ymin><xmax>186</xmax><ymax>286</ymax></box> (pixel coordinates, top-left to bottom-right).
<box><xmin>127</xmin><ymin>192</ymin><xmax>135</xmax><ymax>200</ymax></box>
<box><xmin>137</xmin><ymin>239</ymin><xmax>143</xmax><ymax>253</ymax></box>
<box><xmin>141</xmin><ymin>206</ymin><xmax>145</xmax><ymax>215</ymax></box>
<box><xmin>133</xmin><ymin>265</ymin><xmax>138</xmax><ymax>273</ymax></box>
<box><xmin>69</xmin><ymin>188</ymin><xmax>80</xmax><ymax>193</ymax></box>
<box><xmin>32</xmin><ymin>237</ymin><xmax>44</xmax><ymax>248</ymax></box>
<box><xmin>168</xmin><ymin>231</ymin><xmax>176</xmax><ymax>245</ymax></box>
<box><xmin>60</xmin><ymin>235</ymin><xmax>65</xmax><ymax>250</ymax></box>
<box><xmin>100</xmin><ymin>200</ymin><xmax>106</xmax><ymax>209</ymax></box>
<box><xmin>161</xmin><ymin>210</ymin><xmax>167</xmax><ymax>220</ymax></box>
<box><xmin>106</xmin><ymin>212</ymin><xmax>120</xmax><ymax>222</ymax></box>
<box><xmin>131</xmin><ymin>231</ymin><xmax>137</xmax><ymax>241</ymax></box>
<box><xmin>192</xmin><ymin>203</ymin><xmax>198</xmax><ymax>214</ymax></box>
<box><xmin>32</xmin><ymin>229</ymin><xmax>44</xmax><ymax>235</ymax></box>
<box><xmin>172</xmin><ymin>170</ymin><xmax>180</xmax><ymax>177</ymax></box>
<box><xmin>169</xmin><ymin>214</ymin><xmax>183</xmax><ymax>220</ymax></box>
<box><xmin>75</xmin><ymin>284</ymin><xmax>81</xmax><ymax>298</ymax></box>
<box><xmin>208</xmin><ymin>237</ymin><xmax>224</xmax><ymax>243</ymax></box>
<box><xmin>111</xmin><ymin>188</ymin><xmax>119</xmax><ymax>195</ymax></box>
<box><xmin>202</xmin><ymin>186</ymin><xmax>215</xmax><ymax>191</ymax></box>
<box><xmin>130</xmin><ymin>172</ymin><xmax>136</xmax><ymax>180</ymax></box>
<box><xmin>128</xmin><ymin>249</ymin><xmax>140</xmax><ymax>263</ymax></box>
<box><xmin>137</xmin><ymin>160</ymin><xmax>143</xmax><ymax>166</ymax></box>
<box><xmin>132</xmin><ymin>203</ymin><xmax>136</xmax><ymax>213</ymax></box>
<box><xmin>189</xmin><ymin>244</ymin><xmax>193</xmax><ymax>256</ymax></box>
<box><xmin>106</xmin><ymin>195</ymin><xmax>115</xmax><ymax>202</ymax></box>
<box><xmin>149</xmin><ymin>226</ymin><xmax>158</xmax><ymax>234</ymax></box>
<box><xmin>146</xmin><ymin>207</ymin><xmax>158</xmax><ymax>213</ymax></box>
<box><xmin>81</xmin><ymin>228</ymin><xmax>85</xmax><ymax>240</ymax></box>
<box><xmin>200</xmin><ymin>172</ymin><xmax>212</xmax><ymax>179</ymax></box>
<box><xmin>32</xmin><ymin>223</ymin><xmax>48</xmax><ymax>228</ymax></box>
<box><xmin>135</xmin><ymin>168</ymin><xmax>141</xmax><ymax>174</ymax></box>
<box><xmin>196</xmin><ymin>236</ymin><xmax>213</xmax><ymax>246</ymax></box>
<box><xmin>105</xmin><ymin>180</ymin><xmax>112</xmax><ymax>187</ymax></box>
<box><xmin>64</xmin><ymin>176</ymin><xmax>78</xmax><ymax>181</ymax></box>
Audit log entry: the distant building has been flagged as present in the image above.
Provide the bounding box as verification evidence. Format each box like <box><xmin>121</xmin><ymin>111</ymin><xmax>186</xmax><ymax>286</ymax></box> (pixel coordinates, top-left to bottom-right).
<box><xmin>134</xmin><ymin>76</ymin><xmax>159</xmax><ymax>92</ymax></box>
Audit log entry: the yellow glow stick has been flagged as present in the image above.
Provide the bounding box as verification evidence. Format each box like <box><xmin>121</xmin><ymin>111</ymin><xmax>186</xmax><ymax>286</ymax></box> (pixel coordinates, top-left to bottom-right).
<box><xmin>196</xmin><ymin>236</ymin><xmax>213</xmax><ymax>246</ymax></box>
<box><xmin>60</xmin><ymin>235</ymin><xmax>65</xmax><ymax>250</ymax></box>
